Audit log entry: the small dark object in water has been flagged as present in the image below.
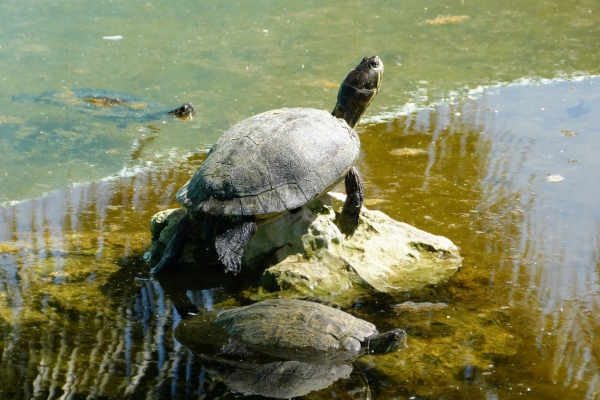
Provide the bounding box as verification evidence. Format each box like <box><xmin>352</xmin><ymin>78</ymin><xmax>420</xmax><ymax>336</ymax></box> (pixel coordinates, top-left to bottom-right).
<box><xmin>167</xmin><ymin>103</ymin><xmax>195</xmax><ymax>120</ymax></box>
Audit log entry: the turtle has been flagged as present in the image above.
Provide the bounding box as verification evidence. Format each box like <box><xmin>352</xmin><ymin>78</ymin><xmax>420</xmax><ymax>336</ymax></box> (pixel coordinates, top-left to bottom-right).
<box><xmin>213</xmin><ymin>298</ymin><xmax>407</xmax><ymax>363</ymax></box>
<box><xmin>151</xmin><ymin>55</ymin><xmax>383</xmax><ymax>275</ymax></box>
<box><xmin>12</xmin><ymin>88</ymin><xmax>194</xmax><ymax>126</ymax></box>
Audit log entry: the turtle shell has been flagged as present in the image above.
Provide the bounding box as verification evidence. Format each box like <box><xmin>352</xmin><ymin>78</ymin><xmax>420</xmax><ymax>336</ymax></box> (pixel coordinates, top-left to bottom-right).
<box><xmin>176</xmin><ymin>107</ymin><xmax>359</xmax><ymax>218</ymax></box>
<box><xmin>214</xmin><ymin>299</ymin><xmax>377</xmax><ymax>362</ymax></box>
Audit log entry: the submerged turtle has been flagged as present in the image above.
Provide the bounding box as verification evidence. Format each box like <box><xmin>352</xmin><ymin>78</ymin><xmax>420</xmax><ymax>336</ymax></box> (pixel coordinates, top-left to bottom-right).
<box><xmin>213</xmin><ymin>299</ymin><xmax>406</xmax><ymax>363</ymax></box>
<box><xmin>12</xmin><ymin>88</ymin><xmax>193</xmax><ymax>126</ymax></box>
<box><xmin>151</xmin><ymin>56</ymin><xmax>383</xmax><ymax>275</ymax></box>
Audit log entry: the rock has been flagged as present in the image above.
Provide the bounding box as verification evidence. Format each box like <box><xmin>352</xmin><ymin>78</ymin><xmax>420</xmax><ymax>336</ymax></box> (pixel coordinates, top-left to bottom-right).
<box><xmin>146</xmin><ymin>193</ymin><xmax>461</xmax><ymax>303</ymax></box>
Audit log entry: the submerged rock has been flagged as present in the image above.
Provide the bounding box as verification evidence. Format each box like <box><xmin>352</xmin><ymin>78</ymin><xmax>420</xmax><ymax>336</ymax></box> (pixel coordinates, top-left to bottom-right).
<box><xmin>394</xmin><ymin>301</ymin><xmax>449</xmax><ymax>313</ymax></box>
<box><xmin>146</xmin><ymin>193</ymin><xmax>461</xmax><ymax>301</ymax></box>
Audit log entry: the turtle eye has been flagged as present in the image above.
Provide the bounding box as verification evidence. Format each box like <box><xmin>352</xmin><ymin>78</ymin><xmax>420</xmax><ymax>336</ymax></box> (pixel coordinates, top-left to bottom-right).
<box><xmin>370</xmin><ymin>60</ymin><xmax>379</xmax><ymax>68</ymax></box>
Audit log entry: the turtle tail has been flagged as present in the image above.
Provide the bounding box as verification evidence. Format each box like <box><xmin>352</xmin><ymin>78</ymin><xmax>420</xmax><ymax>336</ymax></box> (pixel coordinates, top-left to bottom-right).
<box><xmin>214</xmin><ymin>218</ymin><xmax>257</xmax><ymax>275</ymax></box>
<box><xmin>150</xmin><ymin>213</ymin><xmax>191</xmax><ymax>274</ymax></box>
<box><xmin>337</xmin><ymin>167</ymin><xmax>364</xmax><ymax>237</ymax></box>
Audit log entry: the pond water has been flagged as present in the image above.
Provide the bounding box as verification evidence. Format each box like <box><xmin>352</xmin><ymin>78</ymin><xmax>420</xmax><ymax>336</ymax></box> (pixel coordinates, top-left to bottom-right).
<box><xmin>1</xmin><ymin>0</ymin><xmax>599</xmax><ymax>399</ymax></box>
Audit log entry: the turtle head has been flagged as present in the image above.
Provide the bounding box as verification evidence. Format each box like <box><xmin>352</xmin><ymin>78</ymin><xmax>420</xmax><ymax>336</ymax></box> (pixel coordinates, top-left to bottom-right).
<box><xmin>168</xmin><ymin>103</ymin><xmax>195</xmax><ymax>120</ymax></box>
<box><xmin>365</xmin><ymin>328</ymin><xmax>407</xmax><ymax>355</ymax></box>
<box><xmin>332</xmin><ymin>55</ymin><xmax>384</xmax><ymax>129</ymax></box>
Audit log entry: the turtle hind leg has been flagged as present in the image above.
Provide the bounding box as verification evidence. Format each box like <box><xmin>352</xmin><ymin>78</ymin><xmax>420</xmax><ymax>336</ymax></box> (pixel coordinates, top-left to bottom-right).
<box><xmin>214</xmin><ymin>218</ymin><xmax>257</xmax><ymax>275</ymax></box>
<box><xmin>150</xmin><ymin>213</ymin><xmax>191</xmax><ymax>274</ymax></box>
<box><xmin>337</xmin><ymin>166</ymin><xmax>364</xmax><ymax>237</ymax></box>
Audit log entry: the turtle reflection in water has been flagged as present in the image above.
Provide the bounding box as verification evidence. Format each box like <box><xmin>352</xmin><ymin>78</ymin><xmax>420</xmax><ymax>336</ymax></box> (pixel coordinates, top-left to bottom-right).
<box><xmin>151</xmin><ymin>56</ymin><xmax>384</xmax><ymax>275</ymax></box>
<box><xmin>200</xmin><ymin>355</ymin><xmax>365</xmax><ymax>399</ymax></box>
<box><xmin>12</xmin><ymin>88</ymin><xmax>194</xmax><ymax>127</ymax></box>
<box><xmin>175</xmin><ymin>299</ymin><xmax>405</xmax><ymax>398</ymax></box>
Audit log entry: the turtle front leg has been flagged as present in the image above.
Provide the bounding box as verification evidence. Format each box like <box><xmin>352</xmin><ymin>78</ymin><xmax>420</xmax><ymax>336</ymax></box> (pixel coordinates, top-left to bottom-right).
<box><xmin>214</xmin><ymin>218</ymin><xmax>257</xmax><ymax>274</ymax></box>
<box><xmin>337</xmin><ymin>166</ymin><xmax>364</xmax><ymax>237</ymax></box>
<box><xmin>150</xmin><ymin>213</ymin><xmax>191</xmax><ymax>274</ymax></box>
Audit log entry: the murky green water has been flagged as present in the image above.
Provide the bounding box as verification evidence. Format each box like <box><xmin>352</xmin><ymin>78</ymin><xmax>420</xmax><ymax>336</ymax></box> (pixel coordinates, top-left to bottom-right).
<box><xmin>1</xmin><ymin>0</ymin><xmax>600</xmax><ymax>398</ymax></box>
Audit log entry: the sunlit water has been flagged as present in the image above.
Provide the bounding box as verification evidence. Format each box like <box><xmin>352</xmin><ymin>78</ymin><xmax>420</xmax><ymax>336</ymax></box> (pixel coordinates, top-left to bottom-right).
<box><xmin>1</xmin><ymin>0</ymin><xmax>600</xmax><ymax>399</ymax></box>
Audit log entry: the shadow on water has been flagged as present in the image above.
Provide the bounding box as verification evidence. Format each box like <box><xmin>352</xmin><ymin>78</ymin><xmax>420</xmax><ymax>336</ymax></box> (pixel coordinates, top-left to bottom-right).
<box><xmin>1</xmin><ymin>77</ymin><xmax>599</xmax><ymax>399</ymax></box>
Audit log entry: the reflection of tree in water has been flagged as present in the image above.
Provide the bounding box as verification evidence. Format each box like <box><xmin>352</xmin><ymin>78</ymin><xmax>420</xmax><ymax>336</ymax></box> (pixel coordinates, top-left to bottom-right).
<box><xmin>359</xmin><ymin>81</ymin><xmax>600</xmax><ymax>398</ymax></box>
<box><xmin>0</xmin><ymin>161</ymin><xmax>369</xmax><ymax>399</ymax></box>
<box><xmin>358</xmin><ymin>99</ymin><xmax>531</xmax><ymax>397</ymax></box>
<box><xmin>361</xmin><ymin>97</ymin><xmax>531</xmax><ymax>302</ymax></box>
<box><xmin>0</xmin><ymin>166</ymin><xmax>210</xmax><ymax>398</ymax></box>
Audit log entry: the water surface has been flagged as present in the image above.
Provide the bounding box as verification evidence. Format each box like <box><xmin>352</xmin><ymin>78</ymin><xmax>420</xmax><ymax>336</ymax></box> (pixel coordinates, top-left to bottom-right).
<box><xmin>1</xmin><ymin>0</ymin><xmax>600</xmax><ymax>399</ymax></box>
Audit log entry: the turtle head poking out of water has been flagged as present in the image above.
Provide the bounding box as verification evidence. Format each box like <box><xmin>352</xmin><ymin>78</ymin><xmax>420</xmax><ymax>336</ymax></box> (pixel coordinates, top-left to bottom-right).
<box><xmin>168</xmin><ymin>103</ymin><xmax>195</xmax><ymax>121</ymax></box>
<box><xmin>151</xmin><ymin>56</ymin><xmax>384</xmax><ymax>275</ymax></box>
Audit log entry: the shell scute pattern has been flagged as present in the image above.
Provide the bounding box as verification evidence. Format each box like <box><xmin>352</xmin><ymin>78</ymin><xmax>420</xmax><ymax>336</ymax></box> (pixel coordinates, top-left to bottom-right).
<box><xmin>215</xmin><ymin>299</ymin><xmax>377</xmax><ymax>357</ymax></box>
<box><xmin>180</xmin><ymin>108</ymin><xmax>359</xmax><ymax>217</ymax></box>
